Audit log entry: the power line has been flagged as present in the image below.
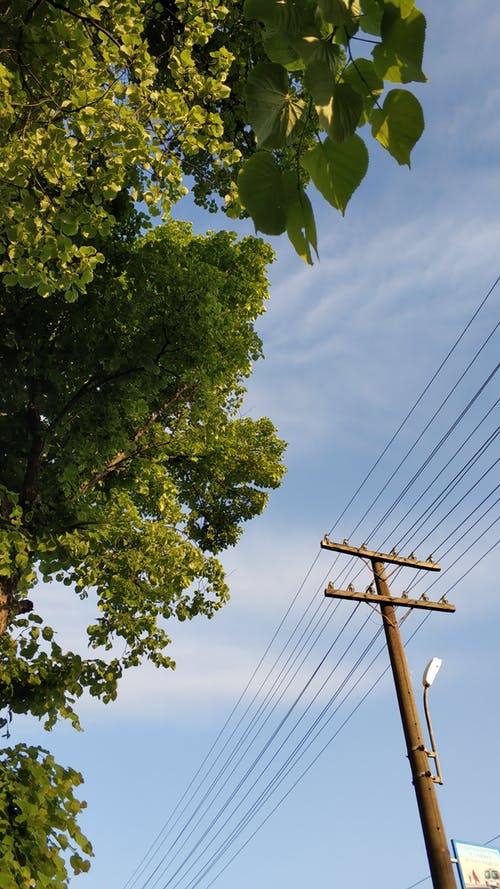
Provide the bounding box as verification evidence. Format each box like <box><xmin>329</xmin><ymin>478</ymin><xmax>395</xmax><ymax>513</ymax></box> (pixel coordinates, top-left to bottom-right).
<box><xmin>124</xmin><ymin>552</ymin><xmax>328</xmax><ymax>889</ymax></box>
<box><xmin>393</xmin><ymin>427</ymin><xmax>500</xmax><ymax>553</ymax></box>
<box><xmin>405</xmin><ymin>514</ymin><xmax>500</xmax><ymax>600</ymax></box>
<box><xmin>324</xmin><ymin>357</ymin><xmax>499</xmax><ymax>600</ymax></box>
<box><xmin>138</xmin><ymin>583</ymin><xmax>340</xmax><ymax>888</ymax></box>
<box><xmin>390</xmin><ymin>404</ymin><xmax>500</xmax><ymax>549</ymax></box>
<box><xmin>327</xmin><ymin>274</ymin><xmax>499</xmax><ymax>539</ymax></box>
<box><xmin>152</xmin><ymin>608</ymin><xmax>366</xmax><ymax>889</ymax></box>
<box><xmin>338</xmin><ymin>327</ymin><xmax>499</xmax><ymax>547</ymax></box>
<box><xmin>179</xmin><ymin>626</ymin><xmax>385</xmax><ymax>889</ymax></box>
<box><xmin>339</xmin><ymin>423</ymin><xmax>499</xmax><ymax>598</ymax></box>
<box><xmin>485</xmin><ymin>834</ymin><xmax>500</xmax><ymax>845</ymax></box>
<box><xmin>197</xmin><ymin>647</ymin><xmax>394</xmax><ymax>889</ymax></box>
<box><xmin>365</xmin><ymin>358</ymin><xmax>499</xmax><ymax>546</ymax></box>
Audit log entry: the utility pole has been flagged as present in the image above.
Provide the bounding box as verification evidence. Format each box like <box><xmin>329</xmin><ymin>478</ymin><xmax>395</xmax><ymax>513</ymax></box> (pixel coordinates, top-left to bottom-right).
<box><xmin>321</xmin><ymin>536</ymin><xmax>457</xmax><ymax>889</ymax></box>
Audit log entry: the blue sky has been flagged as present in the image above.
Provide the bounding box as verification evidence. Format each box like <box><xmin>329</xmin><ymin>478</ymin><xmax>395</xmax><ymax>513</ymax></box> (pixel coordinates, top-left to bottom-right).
<box><xmin>16</xmin><ymin>3</ymin><xmax>500</xmax><ymax>889</ymax></box>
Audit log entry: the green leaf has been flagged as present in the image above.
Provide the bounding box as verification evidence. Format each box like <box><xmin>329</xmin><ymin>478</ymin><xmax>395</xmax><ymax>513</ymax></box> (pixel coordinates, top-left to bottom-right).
<box><xmin>246</xmin><ymin>62</ymin><xmax>305</xmax><ymax>148</ymax></box>
<box><xmin>320</xmin><ymin>0</ymin><xmax>350</xmax><ymax>25</ymax></box>
<box><xmin>300</xmin><ymin>38</ymin><xmax>341</xmax><ymax>105</ymax></box>
<box><xmin>238</xmin><ymin>152</ymin><xmax>287</xmax><ymax>234</ymax></box>
<box><xmin>342</xmin><ymin>58</ymin><xmax>384</xmax><ymax>105</ymax></box>
<box><xmin>296</xmin><ymin>36</ymin><xmax>336</xmax><ymax>65</ymax></box>
<box><xmin>301</xmin><ymin>135</ymin><xmax>368</xmax><ymax>214</ymax></box>
<box><xmin>319</xmin><ymin>0</ymin><xmax>362</xmax><ymax>26</ymax></box>
<box><xmin>391</xmin><ymin>0</ymin><xmax>416</xmax><ymax>18</ymax></box>
<box><xmin>328</xmin><ymin>82</ymin><xmax>364</xmax><ymax>142</ymax></box>
<box><xmin>282</xmin><ymin>174</ymin><xmax>318</xmax><ymax>264</ymax></box>
<box><xmin>360</xmin><ymin>0</ymin><xmax>384</xmax><ymax>35</ymax></box>
<box><xmin>263</xmin><ymin>31</ymin><xmax>302</xmax><ymax>69</ymax></box>
<box><xmin>59</xmin><ymin>218</ymin><xmax>79</xmax><ymax>237</ymax></box>
<box><xmin>244</xmin><ymin>0</ymin><xmax>318</xmax><ymax>37</ymax></box>
<box><xmin>370</xmin><ymin>87</ymin><xmax>424</xmax><ymax>165</ymax></box>
<box><xmin>373</xmin><ymin>5</ymin><xmax>426</xmax><ymax>83</ymax></box>
<box><xmin>243</xmin><ymin>0</ymin><xmax>276</xmax><ymax>23</ymax></box>
<box><xmin>276</xmin><ymin>0</ymin><xmax>319</xmax><ymax>38</ymax></box>
<box><xmin>304</xmin><ymin>59</ymin><xmax>335</xmax><ymax>106</ymax></box>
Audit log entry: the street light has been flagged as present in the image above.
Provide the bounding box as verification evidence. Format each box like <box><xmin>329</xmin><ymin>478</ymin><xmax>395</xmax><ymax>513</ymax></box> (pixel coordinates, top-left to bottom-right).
<box><xmin>423</xmin><ymin>657</ymin><xmax>444</xmax><ymax>784</ymax></box>
<box><xmin>423</xmin><ymin>656</ymin><xmax>442</xmax><ymax>688</ymax></box>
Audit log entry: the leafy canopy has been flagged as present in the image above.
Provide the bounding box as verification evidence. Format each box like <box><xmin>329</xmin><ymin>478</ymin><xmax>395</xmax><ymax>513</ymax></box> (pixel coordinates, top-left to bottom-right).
<box><xmin>0</xmin><ymin>221</ymin><xmax>285</xmax><ymax>883</ymax></box>
<box><xmin>0</xmin><ymin>221</ymin><xmax>285</xmax><ymax>711</ymax></box>
<box><xmin>239</xmin><ymin>0</ymin><xmax>426</xmax><ymax>261</ymax></box>
<box><xmin>0</xmin><ymin>744</ymin><xmax>92</xmax><ymax>888</ymax></box>
<box><xmin>0</xmin><ymin>0</ymin><xmax>426</xmax><ymax>290</ymax></box>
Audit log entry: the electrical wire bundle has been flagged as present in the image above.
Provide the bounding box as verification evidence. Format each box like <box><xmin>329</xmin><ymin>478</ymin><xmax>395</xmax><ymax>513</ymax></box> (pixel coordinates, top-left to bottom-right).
<box><xmin>123</xmin><ymin>276</ymin><xmax>499</xmax><ymax>889</ymax></box>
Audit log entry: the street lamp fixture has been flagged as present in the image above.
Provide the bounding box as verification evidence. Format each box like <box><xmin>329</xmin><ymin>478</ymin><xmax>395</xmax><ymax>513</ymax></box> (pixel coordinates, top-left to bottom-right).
<box><xmin>422</xmin><ymin>657</ymin><xmax>444</xmax><ymax>784</ymax></box>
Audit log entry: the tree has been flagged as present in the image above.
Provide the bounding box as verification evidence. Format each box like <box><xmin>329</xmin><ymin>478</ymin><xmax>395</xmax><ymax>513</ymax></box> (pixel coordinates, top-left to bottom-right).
<box><xmin>1</xmin><ymin>0</ymin><xmax>426</xmax><ymax>296</ymax></box>
<box><xmin>0</xmin><ymin>219</ymin><xmax>285</xmax><ymax>700</ymax></box>
<box><xmin>0</xmin><ymin>0</ymin><xmax>426</xmax><ymax>880</ymax></box>
<box><xmin>0</xmin><ymin>220</ymin><xmax>285</xmax><ymax>883</ymax></box>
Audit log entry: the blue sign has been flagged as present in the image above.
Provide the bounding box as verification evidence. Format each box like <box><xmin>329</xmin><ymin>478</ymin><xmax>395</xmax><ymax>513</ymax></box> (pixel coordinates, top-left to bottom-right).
<box><xmin>452</xmin><ymin>840</ymin><xmax>500</xmax><ymax>889</ymax></box>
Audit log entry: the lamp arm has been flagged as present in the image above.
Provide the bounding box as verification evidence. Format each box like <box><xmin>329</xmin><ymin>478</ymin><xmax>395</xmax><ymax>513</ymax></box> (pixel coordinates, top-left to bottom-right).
<box><xmin>423</xmin><ymin>684</ymin><xmax>444</xmax><ymax>784</ymax></box>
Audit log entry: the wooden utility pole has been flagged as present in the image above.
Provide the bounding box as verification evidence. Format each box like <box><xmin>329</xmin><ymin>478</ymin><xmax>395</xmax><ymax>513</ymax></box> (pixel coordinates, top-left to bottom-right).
<box><xmin>321</xmin><ymin>536</ymin><xmax>457</xmax><ymax>889</ymax></box>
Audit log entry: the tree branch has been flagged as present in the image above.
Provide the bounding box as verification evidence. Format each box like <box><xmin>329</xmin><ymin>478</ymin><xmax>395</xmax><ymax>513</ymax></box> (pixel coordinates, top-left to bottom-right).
<box><xmin>21</xmin><ymin>384</ymin><xmax>44</xmax><ymax>511</ymax></box>
<box><xmin>78</xmin><ymin>384</ymin><xmax>190</xmax><ymax>496</ymax></box>
<box><xmin>49</xmin><ymin>365</ymin><xmax>144</xmax><ymax>432</ymax></box>
<box><xmin>44</xmin><ymin>0</ymin><xmax>122</xmax><ymax>49</ymax></box>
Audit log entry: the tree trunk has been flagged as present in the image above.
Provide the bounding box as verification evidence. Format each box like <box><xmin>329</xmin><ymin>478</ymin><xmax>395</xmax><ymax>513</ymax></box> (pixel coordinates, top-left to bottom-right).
<box><xmin>0</xmin><ymin>576</ymin><xmax>33</xmax><ymax>636</ymax></box>
<box><xmin>0</xmin><ymin>576</ymin><xmax>14</xmax><ymax>636</ymax></box>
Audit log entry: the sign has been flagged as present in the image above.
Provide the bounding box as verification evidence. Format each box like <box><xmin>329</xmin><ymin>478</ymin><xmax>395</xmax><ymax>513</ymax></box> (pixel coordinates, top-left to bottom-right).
<box><xmin>452</xmin><ymin>840</ymin><xmax>500</xmax><ymax>889</ymax></box>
